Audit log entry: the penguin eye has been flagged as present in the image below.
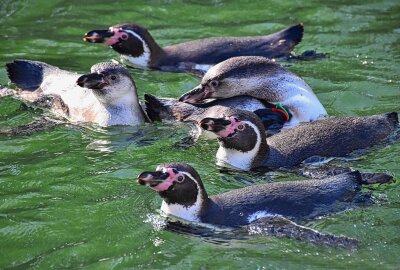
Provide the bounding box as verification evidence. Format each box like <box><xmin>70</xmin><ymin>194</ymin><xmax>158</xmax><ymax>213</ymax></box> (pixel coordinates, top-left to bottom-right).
<box><xmin>209</xmin><ymin>80</ymin><xmax>219</xmax><ymax>88</ymax></box>
<box><xmin>176</xmin><ymin>175</ymin><xmax>185</xmax><ymax>183</ymax></box>
<box><xmin>237</xmin><ymin>124</ymin><xmax>245</xmax><ymax>131</ymax></box>
<box><xmin>121</xmin><ymin>33</ymin><xmax>129</xmax><ymax>40</ymax></box>
<box><xmin>110</xmin><ymin>75</ymin><xmax>117</xmax><ymax>80</ymax></box>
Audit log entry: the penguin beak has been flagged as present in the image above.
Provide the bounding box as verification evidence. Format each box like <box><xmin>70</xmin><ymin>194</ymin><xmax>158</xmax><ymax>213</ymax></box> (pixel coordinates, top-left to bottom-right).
<box><xmin>199</xmin><ymin>117</ymin><xmax>231</xmax><ymax>132</ymax></box>
<box><xmin>83</xmin><ymin>29</ymin><xmax>114</xmax><ymax>43</ymax></box>
<box><xmin>179</xmin><ymin>84</ymin><xmax>212</xmax><ymax>104</ymax></box>
<box><xmin>137</xmin><ymin>171</ymin><xmax>169</xmax><ymax>188</ymax></box>
<box><xmin>77</xmin><ymin>73</ymin><xmax>108</xmax><ymax>90</ymax></box>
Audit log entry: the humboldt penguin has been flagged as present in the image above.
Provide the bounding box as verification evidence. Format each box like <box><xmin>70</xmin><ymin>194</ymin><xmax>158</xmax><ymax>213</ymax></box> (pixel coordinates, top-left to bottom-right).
<box><xmin>83</xmin><ymin>23</ymin><xmax>304</xmax><ymax>73</ymax></box>
<box><xmin>6</xmin><ymin>60</ymin><xmax>147</xmax><ymax>127</ymax></box>
<box><xmin>199</xmin><ymin>109</ymin><xmax>398</xmax><ymax>170</ymax></box>
<box><xmin>179</xmin><ymin>56</ymin><xmax>327</xmax><ymax>128</ymax></box>
<box><xmin>138</xmin><ymin>162</ymin><xmax>391</xmax><ymax>246</ymax></box>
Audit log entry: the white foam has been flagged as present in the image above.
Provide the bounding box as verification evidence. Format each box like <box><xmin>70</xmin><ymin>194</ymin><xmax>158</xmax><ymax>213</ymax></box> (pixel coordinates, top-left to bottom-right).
<box><xmin>247</xmin><ymin>211</ymin><xmax>274</xmax><ymax>223</ymax></box>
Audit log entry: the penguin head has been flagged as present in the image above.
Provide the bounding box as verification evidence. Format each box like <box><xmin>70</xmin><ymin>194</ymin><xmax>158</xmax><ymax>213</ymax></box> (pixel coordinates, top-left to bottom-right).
<box><xmin>179</xmin><ymin>56</ymin><xmax>280</xmax><ymax>104</ymax></box>
<box><xmin>199</xmin><ymin>109</ymin><xmax>265</xmax><ymax>153</ymax></box>
<box><xmin>83</xmin><ymin>23</ymin><xmax>155</xmax><ymax>61</ymax></box>
<box><xmin>76</xmin><ymin>62</ymin><xmax>137</xmax><ymax>105</ymax></box>
<box><xmin>137</xmin><ymin>163</ymin><xmax>207</xmax><ymax>207</ymax></box>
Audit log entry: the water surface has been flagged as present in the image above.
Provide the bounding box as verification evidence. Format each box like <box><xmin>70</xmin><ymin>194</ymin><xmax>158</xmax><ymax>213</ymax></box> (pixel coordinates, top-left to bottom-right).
<box><xmin>0</xmin><ymin>0</ymin><xmax>399</xmax><ymax>269</ymax></box>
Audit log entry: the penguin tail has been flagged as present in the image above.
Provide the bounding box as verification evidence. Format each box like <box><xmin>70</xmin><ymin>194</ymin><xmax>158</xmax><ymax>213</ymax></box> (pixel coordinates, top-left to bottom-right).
<box><xmin>385</xmin><ymin>112</ymin><xmax>398</xmax><ymax>128</ymax></box>
<box><xmin>6</xmin><ymin>60</ymin><xmax>47</xmax><ymax>91</ymax></box>
<box><xmin>283</xmin><ymin>23</ymin><xmax>304</xmax><ymax>46</ymax></box>
<box><xmin>144</xmin><ymin>94</ymin><xmax>168</xmax><ymax>122</ymax></box>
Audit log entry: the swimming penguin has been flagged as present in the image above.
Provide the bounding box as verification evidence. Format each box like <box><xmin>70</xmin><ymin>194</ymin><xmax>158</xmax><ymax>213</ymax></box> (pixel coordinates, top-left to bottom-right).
<box><xmin>179</xmin><ymin>56</ymin><xmax>327</xmax><ymax>128</ymax></box>
<box><xmin>83</xmin><ymin>23</ymin><xmax>304</xmax><ymax>73</ymax></box>
<box><xmin>145</xmin><ymin>94</ymin><xmax>289</xmax><ymax>134</ymax></box>
<box><xmin>137</xmin><ymin>163</ymin><xmax>391</xmax><ymax>238</ymax></box>
<box><xmin>5</xmin><ymin>60</ymin><xmax>147</xmax><ymax>127</ymax></box>
<box><xmin>199</xmin><ymin>109</ymin><xmax>398</xmax><ymax>170</ymax></box>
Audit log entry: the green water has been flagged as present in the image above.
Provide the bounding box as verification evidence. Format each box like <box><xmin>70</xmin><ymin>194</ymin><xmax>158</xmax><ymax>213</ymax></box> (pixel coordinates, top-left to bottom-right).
<box><xmin>1</xmin><ymin>0</ymin><xmax>400</xmax><ymax>269</ymax></box>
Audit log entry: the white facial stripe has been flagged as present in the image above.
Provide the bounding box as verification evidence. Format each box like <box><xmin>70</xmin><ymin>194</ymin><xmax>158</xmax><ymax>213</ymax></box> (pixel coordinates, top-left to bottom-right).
<box><xmin>247</xmin><ymin>211</ymin><xmax>274</xmax><ymax>223</ymax></box>
<box><xmin>121</xmin><ymin>29</ymin><xmax>150</xmax><ymax>68</ymax></box>
<box><xmin>216</xmin><ymin>120</ymin><xmax>262</xmax><ymax>171</ymax></box>
<box><xmin>160</xmin><ymin>169</ymin><xmax>204</xmax><ymax>223</ymax></box>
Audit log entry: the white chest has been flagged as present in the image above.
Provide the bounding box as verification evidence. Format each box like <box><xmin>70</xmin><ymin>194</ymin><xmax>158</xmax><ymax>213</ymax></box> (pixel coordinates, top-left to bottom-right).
<box><xmin>216</xmin><ymin>147</ymin><xmax>254</xmax><ymax>171</ymax></box>
<box><xmin>160</xmin><ymin>201</ymin><xmax>201</xmax><ymax>223</ymax></box>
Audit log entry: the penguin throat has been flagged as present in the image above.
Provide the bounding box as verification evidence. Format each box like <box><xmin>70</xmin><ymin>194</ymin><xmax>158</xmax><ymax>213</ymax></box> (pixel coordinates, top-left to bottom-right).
<box><xmin>216</xmin><ymin>122</ymin><xmax>263</xmax><ymax>171</ymax></box>
<box><xmin>95</xmin><ymin>90</ymin><xmax>145</xmax><ymax>126</ymax></box>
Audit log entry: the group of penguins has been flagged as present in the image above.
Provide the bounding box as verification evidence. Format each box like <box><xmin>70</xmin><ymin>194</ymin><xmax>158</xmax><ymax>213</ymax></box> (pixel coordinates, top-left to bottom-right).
<box><xmin>1</xmin><ymin>22</ymin><xmax>398</xmax><ymax>248</ymax></box>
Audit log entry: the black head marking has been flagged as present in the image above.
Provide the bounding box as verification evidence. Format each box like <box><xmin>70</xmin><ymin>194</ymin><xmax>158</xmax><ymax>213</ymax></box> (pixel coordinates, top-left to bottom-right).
<box><xmin>218</xmin><ymin>122</ymin><xmax>259</xmax><ymax>152</ymax></box>
<box><xmin>109</xmin><ymin>23</ymin><xmax>156</xmax><ymax>57</ymax></box>
<box><xmin>153</xmin><ymin>163</ymin><xmax>208</xmax><ymax>207</ymax></box>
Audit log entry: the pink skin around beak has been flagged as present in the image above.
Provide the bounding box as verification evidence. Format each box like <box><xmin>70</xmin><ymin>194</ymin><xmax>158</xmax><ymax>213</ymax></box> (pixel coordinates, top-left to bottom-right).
<box><xmin>215</xmin><ymin>116</ymin><xmax>244</xmax><ymax>138</ymax></box>
<box><xmin>104</xmin><ymin>28</ymin><xmax>129</xmax><ymax>46</ymax></box>
<box><xmin>150</xmin><ymin>168</ymin><xmax>179</xmax><ymax>192</ymax></box>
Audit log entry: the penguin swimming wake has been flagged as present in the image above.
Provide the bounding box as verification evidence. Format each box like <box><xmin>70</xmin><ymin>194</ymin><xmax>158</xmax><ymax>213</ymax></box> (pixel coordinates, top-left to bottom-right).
<box><xmin>83</xmin><ymin>23</ymin><xmax>304</xmax><ymax>73</ymax></box>
<box><xmin>5</xmin><ymin>60</ymin><xmax>147</xmax><ymax>127</ymax></box>
<box><xmin>179</xmin><ymin>56</ymin><xmax>327</xmax><ymax>128</ymax></box>
<box><xmin>199</xmin><ymin>109</ymin><xmax>398</xmax><ymax>170</ymax></box>
<box><xmin>138</xmin><ymin>162</ymin><xmax>391</xmax><ymax>247</ymax></box>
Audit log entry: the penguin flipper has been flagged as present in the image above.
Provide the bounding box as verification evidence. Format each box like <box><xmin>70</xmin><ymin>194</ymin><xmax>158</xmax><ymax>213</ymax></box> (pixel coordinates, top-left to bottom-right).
<box><xmin>6</xmin><ymin>60</ymin><xmax>51</xmax><ymax>91</ymax></box>
<box><xmin>245</xmin><ymin>216</ymin><xmax>358</xmax><ymax>249</ymax></box>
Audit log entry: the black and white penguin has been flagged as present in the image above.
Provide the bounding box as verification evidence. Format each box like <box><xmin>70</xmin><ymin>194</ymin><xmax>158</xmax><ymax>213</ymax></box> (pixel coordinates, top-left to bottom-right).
<box><xmin>199</xmin><ymin>109</ymin><xmax>398</xmax><ymax>170</ymax></box>
<box><xmin>179</xmin><ymin>56</ymin><xmax>327</xmax><ymax>128</ymax></box>
<box><xmin>6</xmin><ymin>60</ymin><xmax>147</xmax><ymax>127</ymax></box>
<box><xmin>83</xmin><ymin>23</ymin><xmax>304</xmax><ymax>73</ymax></box>
<box><xmin>137</xmin><ymin>162</ymin><xmax>391</xmax><ymax>227</ymax></box>
<box><xmin>144</xmin><ymin>94</ymin><xmax>289</xmax><ymax>138</ymax></box>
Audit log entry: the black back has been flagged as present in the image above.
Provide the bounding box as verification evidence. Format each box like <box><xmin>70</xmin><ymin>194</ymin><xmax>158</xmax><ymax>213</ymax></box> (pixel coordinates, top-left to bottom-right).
<box><xmin>201</xmin><ymin>172</ymin><xmax>363</xmax><ymax>227</ymax></box>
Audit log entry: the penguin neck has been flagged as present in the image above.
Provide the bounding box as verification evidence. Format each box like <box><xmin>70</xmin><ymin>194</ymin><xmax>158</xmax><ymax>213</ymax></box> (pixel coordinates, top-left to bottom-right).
<box><xmin>97</xmin><ymin>94</ymin><xmax>145</xmax><ymax>126</ymax></box>
<box><xmin>120</xmin><ymin>29</ymin><xmax>164</xmax><ymax>68</ymax></box>
<box><xmin>160</xmin><ymin>175</ymin><xmax>210</xmax><ymax>223</ymax></box>
<box><xmin>216</xmin><ymin>122</ymin><xmax>268</xmax><ymax>171</ymax></box>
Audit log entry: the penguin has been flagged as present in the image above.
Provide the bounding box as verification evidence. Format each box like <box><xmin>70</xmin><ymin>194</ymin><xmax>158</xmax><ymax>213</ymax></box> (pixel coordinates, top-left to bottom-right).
<box><xmin>179</xmin><ymin>56</ymin><xmax>327</xmax><ymax>128</ymax></box>
<box><xmin>145</xmin><ymin>94</ymin><xmax>289</xmax><ymax>134</ymax></box>
<box><xmin>5</xmin><ymin>60</ymin><xmax>147</xmax><ymax>127</ymax></box>
<box><xmin>137</xmin><ymin>162</ymin><xmax>391</xmax><ymax>227</ymax></box>
<box><xmin>199</xmin><ymin>109</ymin><xmax>398</xmax><ymax>170</ymax></box>
<box><xmin>83</xmin><ymin>23</ymin><xmax>304</xmax><ymax>73</ymax></box>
